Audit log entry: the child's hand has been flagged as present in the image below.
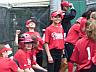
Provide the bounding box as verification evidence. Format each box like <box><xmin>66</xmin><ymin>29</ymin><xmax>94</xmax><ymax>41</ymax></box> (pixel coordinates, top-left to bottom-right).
<box><xmin>16</xmin><ymin>30</ymin><xmax>21</xmax><ymax>35</ymax></box>
<box><xmin>48</xmin><ymin>56</ymin><xmax>54</xmax><ymax>63</ymax></box>
<box><xmin>69</xmin><ymin>3</ymin><xmax>74</xmax><ymax>9</ymax></box>
<box><xmin>43</xmin><ymin>69</ymin><xmax>48</xmax><ymax>72</ymax></box>
<box><xmin>62</xmin><ymin>58</ymin><xmax>67</xmax><ymax>64</ymax></box>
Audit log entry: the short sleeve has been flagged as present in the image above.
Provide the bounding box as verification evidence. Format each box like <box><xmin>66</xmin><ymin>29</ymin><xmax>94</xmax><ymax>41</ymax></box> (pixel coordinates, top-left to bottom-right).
<box><xmin>9</xmin><ymin>59</ymin><xmax>18</xmax><ymax>72</ymax></box>
<box><xmin>73</xmin><ymin>24</ymin><xmax>80</xmax><ymax>32</ymax></box>
<box><xmin>45</xmin><ymin>28</ymin><xmax>50</xmax><ymax>43</ymax></box>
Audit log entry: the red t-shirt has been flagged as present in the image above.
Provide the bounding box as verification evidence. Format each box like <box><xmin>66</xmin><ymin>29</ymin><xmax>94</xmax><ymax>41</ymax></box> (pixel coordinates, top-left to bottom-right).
<box><xmin>45</xmin><ymin>24</ymin><xmax>64</xmax><ymax>50</ymax></box>
<box><xmin>65</xmin><ymin>23</ymin><xmax>80</xmax><ymax>45</ymax></box>
<box><xmin>25</xmin><ymin>32</ymin><xmax>44</xmax><ymax>51</ymax></box>
<box><xmin>0</xmin><ymin>57</ymin><xmax>18</xmax><ymax>72</ymax></box>
<box><xmin>14</xmin><ymin>49</ymin><xmax>34</xmax><ymax>69</ymax></box>
<box><xmin>71</xmin><ymin>36</ymin><xmax>96</xmax><ymax>70</ymax></box>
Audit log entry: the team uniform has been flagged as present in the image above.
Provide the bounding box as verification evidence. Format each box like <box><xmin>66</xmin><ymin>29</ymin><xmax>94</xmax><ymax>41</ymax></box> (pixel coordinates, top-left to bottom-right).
<box><xmin>14</xmin><ymin>33</ymin><xmax>36</xmax><ymax>70</ymax></box>
<box><xmin>0</xmin><ymin>46</ymin><xmax>18</xmax><ymax>72</ymax></box>
<box><xmin>65</xmin><ymin>23</ymin><xmax>80</xmax><ymax>61</ymax></box>
<box><xmin>0</xmin><ymin>57</ymin><xmax>18</xmax><ymax>72</ymax></box>
<box><xmin>14</xmin><ymin>49</ymin><xmax>35</xmax><ymax>69</ymax></box>
<box><xmin>45</xmin><ymin>24</ymin><xmax>64</xmax><ymax>72</ymax></box>
<box><xmin>25</xmin><ymin>31</ymin><xmax>44</xmax><ymax>66</ymax></box>
<box><xmin>64</xmin><ymin>22</ymin><xmax>81</xmax><ymax>72</ymax></box>
<box><xmin>71</xmin><ymin>36</ymin><xmax>96</xmax><ymax>72</ymax></box>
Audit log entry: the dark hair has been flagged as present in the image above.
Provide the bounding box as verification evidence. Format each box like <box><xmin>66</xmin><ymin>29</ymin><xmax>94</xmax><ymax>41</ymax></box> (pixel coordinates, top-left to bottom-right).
<box><xmin>87</xmin><ymin>7</ymin><xmax>96</xmax><ymax>13</ymax></box>
<box><xmin>30</xmin><ymin>17</ymin><xmax>37</xmax><ymax>24</ymax></box>
<box><xmin>82</xmin><ymin>7</ymin><xmax>96</xmax><ymax>19</ymax></box>
<box><xmin>18</xmin><ymin>34</ymin><xmax>24</xmax><ymax>43</ymax></box>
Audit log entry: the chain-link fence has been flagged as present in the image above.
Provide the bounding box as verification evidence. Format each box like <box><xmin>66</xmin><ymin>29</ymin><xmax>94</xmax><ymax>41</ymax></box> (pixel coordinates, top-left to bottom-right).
<box><xmin>0</xmin><ymin>6</ymin><xmax>50</xmax><ymax>54</ymax></box>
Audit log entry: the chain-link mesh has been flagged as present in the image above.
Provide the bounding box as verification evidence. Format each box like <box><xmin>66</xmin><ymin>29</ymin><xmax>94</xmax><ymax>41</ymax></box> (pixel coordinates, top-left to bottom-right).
<box><xmin>0</xmin><ymin>6</ymin><xmax>50</xmax><ymax>54</ymax></box>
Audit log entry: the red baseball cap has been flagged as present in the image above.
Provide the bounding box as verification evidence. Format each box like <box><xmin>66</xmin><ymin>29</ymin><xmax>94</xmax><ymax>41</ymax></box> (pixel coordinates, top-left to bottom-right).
<box><xmin>61</xmin><ymin>1</ymin><xmax>71</xmax><ymax>7</ymax></box>
<box><xmin>0</xmin><ymin>47</ymin><xmax>12</xmax><ymax>54</ymax></box>
<box><xmin>51</xmin><ymin>10</ymin><xmax>64</xmax><ymax>19</ymax></box>
<box><xmin>25</xmin><ymin>18</ymin><xmax>37</xmax><ymax>26</ymax></box>
<box><xmin>26</xmin><ymin>19</ymin><xmax>32</xmax><ymax>25</ymax></box>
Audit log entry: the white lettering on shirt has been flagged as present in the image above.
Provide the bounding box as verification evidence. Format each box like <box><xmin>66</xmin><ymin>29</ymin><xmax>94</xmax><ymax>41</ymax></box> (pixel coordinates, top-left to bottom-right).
<box><xmin>87</xmin><ymin>47</ymin><xmax>91</xmax><ymax>60</ymax></box>
<box><xmin>51</xmin><ymin>32</ymin><xmax>63</xmax><ymax>40</ymax></box>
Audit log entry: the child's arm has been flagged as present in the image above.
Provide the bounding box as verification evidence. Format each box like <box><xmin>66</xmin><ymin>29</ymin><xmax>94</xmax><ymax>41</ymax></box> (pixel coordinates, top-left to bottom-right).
<box><xmin>15</xmin><ymin>30</ymin><xmax>21</xmax><ymax>46</ymax></box>
<box><xmin>32</xmin><ymin>55</ymin><xmax>47</xmax><ymax>72</ymax></box>
<box><xmin>32</xmin><ymin>64</ymin><xmax>47</xmax><ymax>72</ymax></box>
<box><xmin>44</xmin><ymin>43</ymin><xmax>53</xmax><ymax>63</ymax></box>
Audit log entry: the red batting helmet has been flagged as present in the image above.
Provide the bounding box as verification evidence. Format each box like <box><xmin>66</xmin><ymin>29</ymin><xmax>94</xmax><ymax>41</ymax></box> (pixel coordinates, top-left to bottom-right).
<box><xmin>0</xmin><ymin>44</ymin><xmax>12</xmax><ymax>54</ymax></box>
<box><xmin>22</xmin><ymin>33</ymin><xmax>33</xmax><ymax>43</ymax></box>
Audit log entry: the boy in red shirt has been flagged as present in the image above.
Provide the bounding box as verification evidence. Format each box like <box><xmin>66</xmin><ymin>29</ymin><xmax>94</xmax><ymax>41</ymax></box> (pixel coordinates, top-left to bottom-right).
<box><xmin>15</xmin><ymin>17</ymin><xmax>44</xmax><ymax>67</ymax></box>
<box><xmin>14</xmin><ymin>33</ymin><xmax>35</xmax><ymax>72</ymax></box>
<box><xmin>64</xmin><ymin>17</ymin><xmax>83</xmax><ymax>72</ymax></box>
<box><xmin>25</xmin><ymin>17</ymin><xmax>44</xmax><ymax>67</ymax></box>
<box><xmin>14</xmin><ymin>33</ymin><xmax>47</xmax><ymax>72</ymax></box>
<box><xmin>70</xmin><ymin>19</ymin><xmax>96</xmax><ymax>72</ymax></box>
<box><xmin>0</xmin><ymin>44</ymin><xmax>18</xmax><ymax>72</ymax></box>
<box><xmin>44</xmin><ymin>10</ymin><xmax>64</xmax><ymax>72</ymax></box>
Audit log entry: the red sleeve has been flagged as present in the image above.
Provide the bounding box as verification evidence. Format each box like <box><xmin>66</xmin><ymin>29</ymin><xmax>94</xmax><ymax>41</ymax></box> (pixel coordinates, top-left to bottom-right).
<box><xmin>9</xmin><ymin>59</ymin><xmax>18</xmax><ymax>72</ymax></box>
<box><xmin>45</xmin><ymin>28</ymin><xmax>50</xmax><ymax>43</ymax></box>
<box><xmin>31</xmin><ymin>60</ymin><xmax>37</xmax><ymax>65</ymax></box>
<box><xmin>14</xmin><ymin>50</ymin><xmax>31</xmax><ymax>69</ymax></box>
<box><xmin>73</xmin><ymin>24</ymin><xmax>80</xmax><ymax>32</ymax></box>
<box><xmin>36</xmin><ymin>32</ymin><xmax>44</xmax><ymax>46</ymax></box>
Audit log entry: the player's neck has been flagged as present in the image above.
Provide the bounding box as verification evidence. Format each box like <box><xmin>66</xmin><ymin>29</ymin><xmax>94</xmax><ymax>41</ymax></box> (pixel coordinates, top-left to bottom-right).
<box><xmin>52</xmin><ymin>23</ymin><xmax>58</xmax><ymax>27</ymax></box>
<box><xmin>28</xmin><ymin>28</ymin><xmax>35</xmax><ymax>32</ymax></box>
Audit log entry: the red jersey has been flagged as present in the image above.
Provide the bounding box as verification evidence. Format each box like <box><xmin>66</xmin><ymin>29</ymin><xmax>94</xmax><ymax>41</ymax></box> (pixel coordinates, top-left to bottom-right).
<box><xmin>65</xmin><ymin>23</ymin><xmax>80</xmax><ymax>45</ymax></box>
<box><xmin>14</xmin><ymin>49</ymin><xmax>36</xmax><ymax>69</ymax></box>
<box><xmin>0</xmin><ymin>57</ymin><xmax>18</xmax><ymax>72</ymax></box>
<box><xmin>71</xmin><ymin>36</ymin><xmax>96</xmax><ymax>70</ymax></box>
<box><xmin>45</xmin><ymin>24</ymin><xmax>64</xmax><ymax>50</ymax></box>
<box><xmin>25</xmin><ymin>32</ymin><xmax>44</xmax><ymax>51</ymax></box>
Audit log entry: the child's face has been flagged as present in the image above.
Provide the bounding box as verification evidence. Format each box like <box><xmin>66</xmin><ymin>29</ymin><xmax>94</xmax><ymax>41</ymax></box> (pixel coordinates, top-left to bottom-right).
<box><xmin>62</xmin><ymin>6</ymin><xmax>69</xmax><ymax>11</ymax></box>
<box><xmin>27</xmin><ymin>22</ymin><xmax>36</xmax><ymax>28</ymax></box>
<box><xmin>52</xmin><ymin>15</ymin><xmax>62</xmax><ymax>24</ymax></box>
<box><xmin>2</xmin><ymin>51</ymin><xmax>8</xmax><ymax>58</ymax></box>
<box><xmin>24</xmin><ymin>43</ymin><xmax>32</xmax><ymax>50</ymax></box>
